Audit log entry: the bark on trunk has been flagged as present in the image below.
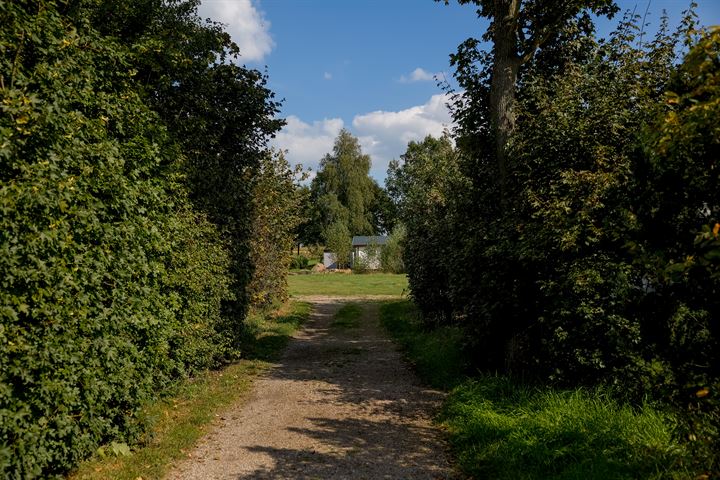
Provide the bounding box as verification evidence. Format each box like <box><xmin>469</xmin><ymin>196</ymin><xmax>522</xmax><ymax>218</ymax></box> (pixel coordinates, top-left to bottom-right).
<box><xmin>491</xmin><ymin>0</ymin><xmax>522</xmax><ymax>374</ymax></box>
<box><xmin>490</xmin><ymin>0</ymin><xmax>521</xmax><ymax>204</ymax></box>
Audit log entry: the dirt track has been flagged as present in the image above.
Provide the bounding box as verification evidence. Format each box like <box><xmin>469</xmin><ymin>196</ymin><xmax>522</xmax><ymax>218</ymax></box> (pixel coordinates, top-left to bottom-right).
<box><xmin>167</xmin><ymin>298</ymin><xmax>456</xmax><ymax>479</ymax></box>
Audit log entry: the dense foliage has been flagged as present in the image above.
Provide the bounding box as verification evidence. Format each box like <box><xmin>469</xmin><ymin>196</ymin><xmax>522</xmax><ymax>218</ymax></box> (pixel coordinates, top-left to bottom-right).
<box><xmin>393</xmin><ymin>7</ymin><xmax>719</xmax><ymax>472</ymax></box>
<box><xmin>379</xmin><ymin>224</ymin><xmax>406</xmax><ymax>274</ymax></box>
<box><xmin>635</xmin><ymin>26</ymin><xmax>720</xmax><ymax>460</ymax></box>
<box><xmin>247</xmin><ymin>151</ymin><xmax>307</xmax><ymax>308</ymax></box>
<box><xmin>387</xmin><ymin>134</ymin><xmax>467</xmax><ymax>322</ymax></box>
<box><xmin>441</xmin><ymin>0</ymin><xmax>618</xmax><ymax>198</ymax></box>
<box><xmin>0</xmin><ymin>1</ymin><xmax>285</xmax><ymax>477</ymax></box>
<box><xmin>123</xmin><ymin>0</ymin><xmax>283</xmax><ymax>332</ymax></box>
<box><xmin>324</xmin><ymin>220</ymin><xmax>353</xmax><ymax>268</ymax></box>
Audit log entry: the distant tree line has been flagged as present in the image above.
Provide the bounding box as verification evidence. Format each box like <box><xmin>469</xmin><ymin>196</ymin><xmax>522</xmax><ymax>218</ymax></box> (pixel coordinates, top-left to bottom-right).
<box><xmin>392</xmin><ymin>1</ymin><xmax>719</xmax><ymax>469</ymax></box>
<box><xmin>1</xmin><ymin>1</ymin><xmax>302</xmax><ymax>477</ymax></box>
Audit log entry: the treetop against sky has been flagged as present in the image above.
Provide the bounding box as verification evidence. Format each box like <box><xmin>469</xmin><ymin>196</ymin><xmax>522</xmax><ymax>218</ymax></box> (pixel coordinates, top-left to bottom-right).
<box><xmin>198</xmin><ymin>0</ymin><xmax>720</xmax><ymax>182</ymax></box>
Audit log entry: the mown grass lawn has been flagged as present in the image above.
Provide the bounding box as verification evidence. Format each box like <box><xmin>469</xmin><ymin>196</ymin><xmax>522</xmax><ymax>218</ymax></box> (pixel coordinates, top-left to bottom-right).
<box><xmin>288</xmin><ymin>272</ymin><xmax>408</xmax><ymax>297</ymax></box>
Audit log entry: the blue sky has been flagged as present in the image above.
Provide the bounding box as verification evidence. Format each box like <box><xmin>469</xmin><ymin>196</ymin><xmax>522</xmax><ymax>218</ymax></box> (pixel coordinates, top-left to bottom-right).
<box><xmin>198</xmin><ymin>0</ymin><xmax>720</xmax><ymax>182</ymax></box>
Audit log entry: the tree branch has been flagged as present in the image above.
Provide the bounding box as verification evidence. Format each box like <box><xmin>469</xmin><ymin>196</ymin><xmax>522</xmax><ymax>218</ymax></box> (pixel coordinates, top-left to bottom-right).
<box><xmin>519</xmin><ymin>5</ymin><xmax>575</xmax><ymax>65</ymax></box>
<box><xmin>520</xmin><ymin>26</ymin><xmax>557</xmax><ymax>64</ymax></box>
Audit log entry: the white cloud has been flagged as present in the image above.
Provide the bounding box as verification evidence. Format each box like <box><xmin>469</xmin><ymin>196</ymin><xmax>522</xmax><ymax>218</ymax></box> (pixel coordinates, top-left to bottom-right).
<box><xmin>271</xmin><ymin>94</ymin><xmax>453</xmax><ymax>183</ymax></box>
<box><xmin>323</xmin><ymin>72</ymin><xmax>333</xmax><ymax>80</ymax></box>
<box><xmin>198</xmin><ymin>0</ymin><xmax>274</xmax><ymax>62</ymax></box>
<box><xmin>270</xmin><ymin>116</ymin><xmax>344</xmax><ymax>175</ymax></box>
<box><xmin>399</xmin><ymin>67</ymin><xmax>438</xmax><ymax>83</ymax></box>
<box><xmin>352</xmin><ymin>93</ymin><xmax>453</xmax><ymax>180</ymax></box>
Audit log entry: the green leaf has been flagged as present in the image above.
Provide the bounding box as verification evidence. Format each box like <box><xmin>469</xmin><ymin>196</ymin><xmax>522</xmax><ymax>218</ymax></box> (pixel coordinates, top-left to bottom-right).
<box><xmin>110</xmin><ymin>442</ymin><xmax>131</xmax><ymax>457</ymax></box>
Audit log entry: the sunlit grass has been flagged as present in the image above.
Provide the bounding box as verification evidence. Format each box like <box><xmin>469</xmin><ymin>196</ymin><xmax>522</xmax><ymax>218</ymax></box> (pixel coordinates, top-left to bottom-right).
<box><xmin>288</xmin><ymin>272</ymin><xmax>408</xmax><ymax>296</ymax></box>
<box><xmin>443</xmin><ymin>378</ymin><xmax>690</xmax><ymax>480</ymax></box>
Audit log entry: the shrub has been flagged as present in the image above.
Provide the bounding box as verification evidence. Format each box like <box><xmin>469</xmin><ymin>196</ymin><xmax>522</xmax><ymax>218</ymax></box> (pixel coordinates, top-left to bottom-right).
<box><xmin>290</xmin><ymin>255</ymin><xmax>310</xmax><ymax>270</ymax></box>
<box><xmin>352</xmin><ymin>256</ymin><xmax>369</xmax><ymax>274</ymax></box>
<box><xmin>386</xmin><ymin>134</ymin><xmax>467</xmax><ymax>323</ymax></box>
<box><xmin>632</xmin><ymin>27</ymin><xmax>720</xmax><ymax>464</ymax></box>
<box><xmin>306</xmin><ymin>243</ymin><xmax>325</xmax><ymax>262</ymax></box>
<box><xmin>324</xmin><ymin>221</ymin><xmax>352</xmax><ymax>268</ymax></box>
<box><xmin>352</xmin><ymin>240</ymin><xmax>380</xmax><ymax>273</ymax></box>
<box><xmin>247</xmin><ymin>151</ymin><xmax>306</xmax><ymax>308</ymax></box>
<box><xmin>0</xmin><ymin>2</ymin><xmax>281</xmax><ymax>477</ymax></box>
<box><xmin>380</xmin><ymin>224</ymin><xmax>406</xmax><ymax>273</ymax></box>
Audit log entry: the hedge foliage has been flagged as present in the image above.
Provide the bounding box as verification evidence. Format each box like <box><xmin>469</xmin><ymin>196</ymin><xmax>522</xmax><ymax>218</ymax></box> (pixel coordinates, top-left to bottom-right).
<box><xmin>387</xmin><ymin>133</ymin><xmax>468</xmax><ymax>322</ymax></box>
<box><xmin>391</xmin><ymin>13</ymin><xmax>719</xmax><ymax>471</ymax></box>
<box><xmin>1</xmin><ymin>1</ymin><xmax>296</xmax><ymax>477</ymax></box>
<box><xmin>247</xmin><ymin>151</ymin><xmax>307</xmax><ymax>308</ymax></box>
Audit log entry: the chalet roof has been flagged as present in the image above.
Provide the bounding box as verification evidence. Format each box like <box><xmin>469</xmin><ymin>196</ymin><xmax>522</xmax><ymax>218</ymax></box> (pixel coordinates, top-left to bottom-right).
<box><xmin>351</xmin><ymin>235</ymin><xmax>388</xmax><ymax>247</ymax></box>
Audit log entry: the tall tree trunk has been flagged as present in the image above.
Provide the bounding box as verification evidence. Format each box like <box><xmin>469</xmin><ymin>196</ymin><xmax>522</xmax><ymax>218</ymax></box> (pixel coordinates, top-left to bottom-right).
<box><xmin>489</xmin><ymin>0</ymin><xmax>521</xmax><ymax>203</ymax></box>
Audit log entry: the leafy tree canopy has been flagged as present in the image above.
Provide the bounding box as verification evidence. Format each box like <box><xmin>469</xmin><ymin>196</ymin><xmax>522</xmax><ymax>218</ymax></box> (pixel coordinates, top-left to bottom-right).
<box><xmin>308</xmin><ymin>129</ymin><xmax>382</xmax><ymax>243</ymax></box>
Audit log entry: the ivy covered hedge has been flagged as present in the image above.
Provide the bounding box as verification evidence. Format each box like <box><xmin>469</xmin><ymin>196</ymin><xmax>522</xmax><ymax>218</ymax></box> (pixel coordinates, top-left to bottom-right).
<box><xmin>0</xmin><ymin>2</ymin><xmax>295</xmax><ymax>477</ymax></box>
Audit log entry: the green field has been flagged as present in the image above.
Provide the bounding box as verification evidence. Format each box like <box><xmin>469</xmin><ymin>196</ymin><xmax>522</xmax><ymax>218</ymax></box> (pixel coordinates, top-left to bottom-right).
<box><xmin>288</xmin><ymin>273</ymin><xmax>408</xmax><ymax>296</ymax></box>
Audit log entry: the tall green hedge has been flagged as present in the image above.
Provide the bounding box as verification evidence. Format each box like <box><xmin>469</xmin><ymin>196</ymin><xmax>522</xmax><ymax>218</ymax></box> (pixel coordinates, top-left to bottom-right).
<box><xmin>392</xmin><ymin>13</ymin><xmax>719</xmax><ymax>471</ymax></box>
<box><xmin>0</xmin><ymin>1</ymin><xmax>281</xmax><ymax>477</ymax></box>
<box><xmin>2</xmin><ymin>6</ymin><xmax>175</xmax><ymax>476</ymax></box>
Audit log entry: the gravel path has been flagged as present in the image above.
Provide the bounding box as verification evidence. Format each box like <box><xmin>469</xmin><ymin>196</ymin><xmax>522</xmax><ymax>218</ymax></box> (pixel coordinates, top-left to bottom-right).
<box><xmin>167</xmin><ymin>298</ymin><xmax>457</xmax><ymax>480</ymax></box>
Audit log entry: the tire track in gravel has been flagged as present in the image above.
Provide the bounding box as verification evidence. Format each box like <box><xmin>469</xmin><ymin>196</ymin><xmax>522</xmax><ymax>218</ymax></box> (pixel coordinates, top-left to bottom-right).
<box><xmin>167</xmin><ymin>297</ymin><xmax>457</xmax><ymax>480</ymax></box>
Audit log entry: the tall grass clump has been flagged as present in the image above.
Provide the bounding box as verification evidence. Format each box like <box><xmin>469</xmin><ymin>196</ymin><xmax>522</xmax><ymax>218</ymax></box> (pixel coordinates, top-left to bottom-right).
<box><xmin>443</xmin><ymin>378</ymin><xmax>690</xmax><ymax>480</ymax></box>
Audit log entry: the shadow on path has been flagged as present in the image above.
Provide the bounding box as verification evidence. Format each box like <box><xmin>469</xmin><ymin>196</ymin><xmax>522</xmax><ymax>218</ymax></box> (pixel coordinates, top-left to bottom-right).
<box><xmin>168</xmin><ymin>299</ymin><xmax>456</xmax><ymax>480</ymax></box>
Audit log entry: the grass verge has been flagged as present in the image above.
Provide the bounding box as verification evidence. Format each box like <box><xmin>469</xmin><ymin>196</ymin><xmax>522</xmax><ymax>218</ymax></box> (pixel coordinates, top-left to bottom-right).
<box><xmin>288</xmin><ymin>272</ymin><xmax>408</xmax><ymax>297</ymax></box>
<box><xmin>70</xmin><ymin>301</ymin><xmax>311</xmax><ymax>480</ymax></box>
<box><xmin>380</xmin><ymin>300</ymin><xmax>466</xmax><ymax>390</ymax></box>
<box><xmin>380</xmin><ymin>300</ymin><xmax>691</xmax><ymax>480</ymax></box>
<box><xmin>332</xmin><ymin>303</ymin><xmax>362</xmax><ymax>328</ymax></box>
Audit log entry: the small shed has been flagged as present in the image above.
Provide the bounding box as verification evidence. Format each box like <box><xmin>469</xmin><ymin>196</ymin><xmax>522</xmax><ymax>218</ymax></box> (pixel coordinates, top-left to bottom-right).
<box><xmin>351</xmin><ymin>235</ymin><xmax>388</xmax><ymax>270</ymax></box>
<box><xmin>323</xmin><ymin>251</ymin><xmax>338</xmax><ymax>269</ymax></box>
